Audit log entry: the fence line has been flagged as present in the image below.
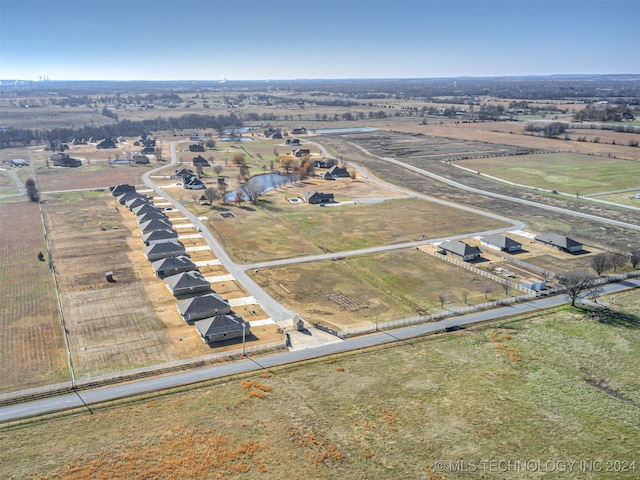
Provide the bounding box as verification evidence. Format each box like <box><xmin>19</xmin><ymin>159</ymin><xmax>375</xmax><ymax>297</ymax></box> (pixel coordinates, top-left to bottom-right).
<box><xmin>1</xmin><ymin>340</ymin><xmax>286</xmax><ymax>406</ymax></box>
<box><xmin>433</xmin><ymin>251</ymin><xmax>529</xmax><ymax>293</ymax></box>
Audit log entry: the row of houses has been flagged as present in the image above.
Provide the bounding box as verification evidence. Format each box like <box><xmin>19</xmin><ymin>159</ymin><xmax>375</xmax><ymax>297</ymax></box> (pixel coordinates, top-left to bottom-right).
<box><xmin>438</xmin><ymin>232</ymin><xmax>584</xmax><ymax>291</ymax></box>
<box><xmin>110</xmin><ymin>184</ymin><xmax>250</xmax><ymax>344</ymax></box>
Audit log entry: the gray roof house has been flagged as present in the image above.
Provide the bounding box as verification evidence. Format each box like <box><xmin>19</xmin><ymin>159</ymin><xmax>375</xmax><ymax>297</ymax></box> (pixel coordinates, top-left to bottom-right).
<box><xmin>304</xmin><ymin>190</ymin><xmax>335</xmax><ymax>205</ymax></box>
<box><xmin>194</xmin><ymin>314</ymin><xmax>249</xmax><ymax>344</ymax></box>
<box><xmin>534</xmin><ymin>233</ymin><xmax>583</xmax><ymax>253</ymax></box>
<box><xmin>323</xmin><ymin>165</ymin><xmax>350</xmax><ymax>180</ymax></box>
<box><xmin>139</xmin><ymin>218</ymin><xmax>173</xmax><ymax>234</ymax></box>
<box><xmin>136</xmin><ymin>210</ymin><xmax>169</xmax><ymax>224</ymax></box>
<box><xmin>141</xmin><ymin>229</ymin><xmax>179</xmax><ymax>246</ymax></box>
<box><xmin>151</xmin><ymin>255</ymin><xmax>196</xmax><ymax>278</ymax></box>
<box><xmin>176</xmin><ymin>292</ymin><xmax>231</xmax><ymax>323</ymax></box>
<box><xmin>110</xmin><ymin>184</ymin><xmax>136</xmax><ymax>197</ymax></box>
<box><xmin>481</xmin><ymin>234</ymin><xmax>522</xmax><ymax>253</ymax></box>
<box><xmin>117</xmin><ymin>191</ymin><xmax>148</xmax><ymax>206</ymax></box>
<box><xmin>143</xmin><ymin>241</ymin><xmax>186</xmax><ymax>261</ymax></box>
<box><xmin>438</xmin><ymin>240</ymin><xmax>482</xmax><ymax>261</ymax></box>
<box><xmin>126</xmin><ymin>196</ymin><xmax>152</xmax><ymax>210</ymax></box>
<box><xmin>164</xmin><ymin>271</ymin><xmax>211</xmax><ymax>296</ymax></box>
<box><xmin>132</xmin><ymin>203</ymin><xmax>163</xmax><ymax>217</ymax></box>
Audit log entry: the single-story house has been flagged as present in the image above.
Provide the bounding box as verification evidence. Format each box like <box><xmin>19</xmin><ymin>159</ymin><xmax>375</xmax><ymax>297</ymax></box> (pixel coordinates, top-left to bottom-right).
<box><xmin>133</xmin><ymin>203</ymin><xmax>164</xmax><ymax>217</ymax></box>
<box><xmin>192</xmin><ymin>155</ymin><xmax>210</xmax><ymax>167</ymax></box>
<box><xmin>291</xmin><ymin>127</ymin><xmax>307</xmax><ymax>135</ymax></box>
<box><xmin>164</xmin><ymin>270</ymin><xmax>211</xmax><ymax>296</ymax></box>
<box><xmin>143</xmin><ymin>240</ymin><xmax>186</xmax><ymax>261</ymax></box>
<box><xmin>194</xmin><ymin>314</ymin><xmax>249</xmax><ymax>344</ymax></box>
<box><xmin>189</xmin><ymin>144</ymin><xmax>205</xmax><ymax>152</ymax></box>
<box><xmin>481</xmin><ymin>234</ymin><xmax>522</xmax><ymax>253</ymax></box>
<box><xmin>521</xmin><ymin>277</ymin><xmax>546</xmax><ymax>291</ymax></box>
<box><xmin>534</xmin><ymin>233</ymin><xmax>583</xmax><ymax>253</ymax></box>
<box><xmin>141</xmin><ymin>228</ymin><xmax>179</xmax><ymax>246</ymax></box>
<box><xmin>438</xmin><ymin>240</ymin><xmax>482</xmax><ymax>261</ymax></box>
<box><xmin>151</xmin><ymin>255</ymin><xmax>196</xmax><ymax>278</ymax></box>
<box><xmin>284</xmin><ymin>138</ymin><xmax>300</xmax><ymax>146</ymax></box>
<box><xmin>270</xmin><ymin>132</ymin><xmax>283</xmax><ymax>140</ymax></box>
<box><xmin>10</xmin><ymin>158</ymin><xmax>28</xmax><ymax>167</ymax></box>
<box><xmin>97</xmin><ymin>137</ymin><xmax>118</xmax><ymax>149</ymax></box>
<box><xmin>136</xmin><ymin>210</ymin><xmax>169</xmax><ymax>224</ymax></box>
<box><xmin>50</xmin><ymin>153</ymin><xmax>82</xmax><ymax>167</ymax></box>
<box><xmin>304</xmin><ymin>190</ymin><xmax>335</xmax><ymax>205</ymax></box>
<box><xmin>126</xmin><ymin>196</ymin><xmax>152</xmax><ymax>210</ymax></box>
<box><xmin>324</xmin><ymin>165</ymin><xmax>350</xmax><ymax>180</ymax></box>
<box><xmin>313</xmin><ymin>159</ymin><xmax>335</xmax><ymax>169</ymax></box>
<box><xmin>110</xmin><ymin>184</ymin><xmax>136</xmax><ymax>197</ymax></box>
<box><xmin>141</xmin><ymin>146</ymin><xmax>155</xmax><ymax>154</ymax></box>
<box><xmin>184</xmin><ymin>176</ymin><xmax>205</xmax><ymax>190</ymax></box>
<box><xmin>132</xmin><ymin>155</ymin><xmax>150</xmax><ymax>164</ymax></box>
<box><xmin>293</xmin><ymin>148</ymin><xmax>311</xmax><ymax>157</ymax></box>
<box><xmin>116</xmin><ymin>191</ymin><xmax>146</xmax><ymax>205</ymax></box>
<box><xmin>139</xmin><ymin>218</ymin><xmax>173</xmax><ymax>234</ymax></box>
<box><xmin>176</xmin><ymin>167</ymin><xmax>194</xmax><ymax>178</ymax></box>
<box><xmin>176</xmin><ymin>292</ymin><xmax>231</xmax><ymax>323</ymax></box>
<box><xmin>189</xmin><ymin>134</ymin><xmax>204</xmax><ymax>141</ymax></box>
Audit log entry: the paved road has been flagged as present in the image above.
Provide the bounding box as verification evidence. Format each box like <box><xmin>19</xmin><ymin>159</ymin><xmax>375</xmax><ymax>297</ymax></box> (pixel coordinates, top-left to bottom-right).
<box><xmin>2</xmin><ymin>277</ymin><xmax>637</xmax><ymax>423</ymax></box>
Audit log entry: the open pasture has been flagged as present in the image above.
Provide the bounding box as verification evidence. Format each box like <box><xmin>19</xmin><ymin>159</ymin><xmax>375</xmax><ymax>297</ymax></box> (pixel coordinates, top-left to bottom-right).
<box><xmin>251</xmin><ymin>248</ymin><xmax>513</xmax><ymax>330</ymax></box>
<box><xmin>3</xmin><ymin>302</ymin><xmax>639</xmax><ymax>479</ymax></box>
<box><xmin>0</xmin><ymin>201</ymin><xmax>68</xmax><ymax>393</ymax></box>
<box><xmin>454</xmin><ymin>153</ymin><xmax>640</xmax><ymax>195</ymax></box>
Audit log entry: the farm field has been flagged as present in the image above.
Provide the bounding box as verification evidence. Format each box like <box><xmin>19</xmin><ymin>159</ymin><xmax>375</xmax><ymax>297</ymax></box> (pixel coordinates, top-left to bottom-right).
<box><xmin>0</xmin><ymin>201</ymin><xmax>68</xmax><ymax>393</ymax></box>
<box><xmin>2</xmin><ymin>299</ymin><xmax>639</xmax><ymax>479</ymax></box>
<box><xmin>0</xmin><ymin>169</ymin><xmax>20</xmax><ymax>196</ymax></box>
<box><xmin>453</xmin><ymin>153</ymin><xmax>640</xmax><ymax>195</ymax></box>
<box><xmin>203</xmin><ymin>192</ymin><xmax>509</xmax><ymax>264</ymax></box>
<box><xmin>249</xmin><ymin>248</ymin><xmax>515</xmax><ymax>331</ymax></box>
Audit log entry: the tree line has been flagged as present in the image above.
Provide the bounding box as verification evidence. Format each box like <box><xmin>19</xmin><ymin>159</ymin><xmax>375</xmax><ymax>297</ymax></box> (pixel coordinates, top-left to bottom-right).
<box><xmin>0</xmin><ymin>113</ymin><xmax>243</xmax><ymax>148</ymax></box>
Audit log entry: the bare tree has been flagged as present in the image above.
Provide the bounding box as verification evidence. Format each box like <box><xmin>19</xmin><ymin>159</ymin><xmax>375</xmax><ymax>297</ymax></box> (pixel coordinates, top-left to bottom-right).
<box><xmin>213</xmin><ymin>164</ymin><xmax>223</xmax><ymax>177</ymax></box>
<box><xmin>203</xmin><ymin>187</ymin><xmax>219</xmax><ymax>205</ymax></box>
<box><xmin>503</xmin><ymin>282</ymin><xmax>510</xmax><ymax>295</ymax></box>
<box><xmin>438</xmin><ymin>293</ymin><xmax>447</xmax><ymax>309</ymax></box>
<box><xmin>558</xmin><ymin>270</ymin><xmax>603</xmax><ymax>307</ymax></box>
<box><xmin>155</xmin><ymin>145</ymin><xmax>163</xmax><ymax>161</ymax></box>
<box><xmin>218</xmin><ymin>182</ymin><xmax>227</xmax><ymax>205</ymax></box>
<box><xmin>461</xmin><ymin>290</ymin><xmax>469</xmax><ymax>305</ymax></box>
<box><xmin>591</xmin><ymin>253</ymin><xmax>609</xmax><ymax>276</ymax></box>
<box><xmin>205</xmin><ymin>139</ymin><xmax>216</xmax><ymax>149</ymax></box>
<box><xmin>243</xmin><ymin>177</ymin><xmax>265</xmax><ymax>205</ymax></box>
<box><xmin>630</xmin><ymin>249</ymin><xmax>640</xmax><ymax>270</ymax></box>
<box><xmin>483</xmin><ymin>283</ymin><xmax>494</xmax><ymax>300</ymax></box>
<box><xmin>608</xmin><ymin>253</ymin><xmax>625</xmax><ymax>273</ymax></box>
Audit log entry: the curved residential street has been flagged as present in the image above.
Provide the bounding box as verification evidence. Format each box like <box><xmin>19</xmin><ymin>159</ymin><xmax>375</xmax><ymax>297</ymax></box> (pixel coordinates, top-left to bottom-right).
<box><xmin>2</xmin><ymin>136</ymin><xmax>638</xmax><ymax>424</ymax></box>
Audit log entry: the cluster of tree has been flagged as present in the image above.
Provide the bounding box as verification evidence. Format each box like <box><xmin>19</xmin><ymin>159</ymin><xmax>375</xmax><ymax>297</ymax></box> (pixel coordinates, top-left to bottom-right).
<box><xmin>524</xmin><ymin>121</ymin><xmax>567</xmax><ymax>138</ymax></box>
<box><xmin>592</xmin><ymin>250</ymin><xmax>640</xmax><ymax>276</ymax></box>
<box><xmin>573</xmin><ymin>104</ymin><xmax>636</xmax><ymax>123</ymax></box>
<box><xmin>0</xmin><ymin>113</ymin><xmax>242</xmax><ymax>148</ymax></box>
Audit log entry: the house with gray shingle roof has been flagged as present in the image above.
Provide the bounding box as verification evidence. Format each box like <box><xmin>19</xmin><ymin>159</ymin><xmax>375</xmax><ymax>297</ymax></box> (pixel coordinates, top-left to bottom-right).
<box><xmin>110</xmin><ymin>184</ymin><xmax>136</xmax><ymax>197</ymax></box>
<box><xmin>136</xmin><ymin>210</ymin><xmax>169</xmax><ymax>224</ymax></box>
<box><xmin>164</xmin><ymin>271</ymin><xmax>210</xmax><ymax>296</ymax></box>
<box><xmin>143</xmin><ymin>241</ymin><xmax>186</xmax><ymax>261</ymax></box>
<box><xmin>141</xmin><ymin>229</ymin><xmax>179</xmax><ymax>246</ymax></box>
<box><xmin>133</xmin><ymin>203</ymin><xmax>164</xmax><ymax>217</ymax></box>
<box><xmin>438</xmin><ymin>240</ymin><xmax>482</xmax><ymax>261</ymax></box>
<box><xmin>139</xmin><ymin>218</ymin><xmax>173</xmax><ymax>234</ymax></box>
<box><xmin>151</xmin><ymin>255</ymin><xmax>196</xmax><ymax>278</ymax></box>
<box><xmin>481</xmin><ymin>234</ymin><xmax>522</xmax><ymax>253</ymax></box>
<box><xmin>176</xmin><ymin>292</ymin><xmax>231</xmax><ymax>323</ymax></box>
<box><xmin>534</xmin><ymin>233</ymin><xmax>583</xmax><ymax>253</ymax></box>
<box><xmin>194</xmin><ymin>314</ymin><xmax>249</xmax><ymax>343</ymax></box>
<box><xmin>126</xmin><ymin>196</ymin><xmax>152</xmax><ymax>210</ymax></box>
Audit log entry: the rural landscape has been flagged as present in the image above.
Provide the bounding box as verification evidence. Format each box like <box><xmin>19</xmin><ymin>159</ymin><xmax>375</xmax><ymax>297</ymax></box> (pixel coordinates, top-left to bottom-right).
<box><xmin>1</xmin><ymin>74</ymin><xmax>639</xmax><ymax>478</ymax></box>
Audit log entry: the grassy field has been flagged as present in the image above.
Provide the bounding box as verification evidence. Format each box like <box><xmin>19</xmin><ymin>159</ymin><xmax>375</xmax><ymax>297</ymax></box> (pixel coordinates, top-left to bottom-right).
<box><xmin>0</xmin><ymin>201</ymin><xmax>69</xmax><ymax>392</ymax></box>
<box><xmin>204</xmin><ymin>193</ymin><xmax>509</xmax><ymax>264</ymax></box>
<box><xmin>250</xmin><ymin>248</ymin><xmax>514</xmax><ymax>330</ymax></box>
<box><xmin>2</xmin><ymin>296</ymin><xmax>639</xmax><ymax>479</ymax></box>
<box><xmin>454</xmin><ymin>153</ymin><xmax>640</xmax><ymax>195</ymax></box>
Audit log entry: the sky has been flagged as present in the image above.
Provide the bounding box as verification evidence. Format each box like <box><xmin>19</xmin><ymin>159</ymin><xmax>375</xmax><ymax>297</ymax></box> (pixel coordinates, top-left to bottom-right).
<box><xmin>1</xmin><ymin>0</ymin><xmax>639</xmax><ymax>81</ymax></box>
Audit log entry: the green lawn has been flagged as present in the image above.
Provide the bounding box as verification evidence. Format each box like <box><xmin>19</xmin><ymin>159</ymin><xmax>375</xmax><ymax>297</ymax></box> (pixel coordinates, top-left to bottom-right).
<box><xmin>457</xmin><ymin>153</ymin><xmax>640</xmax><ymax>195</ymax></box>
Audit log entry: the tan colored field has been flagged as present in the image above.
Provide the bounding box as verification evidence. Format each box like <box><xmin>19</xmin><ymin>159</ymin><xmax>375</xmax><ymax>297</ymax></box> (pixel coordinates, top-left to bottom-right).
<box><xmin>2</xmin><ymin>299</ymin><xmax>639</xmax><ymax>479</ymax></box>
<box><xmin>395</xmin><ymin>122</ymin><xmax>640</xmax><ymax>161</ymax></box>
<box><xmin>0</xmin><ymin>201</ymin><xmax>69</xmax><ymax>393</ymax></box>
